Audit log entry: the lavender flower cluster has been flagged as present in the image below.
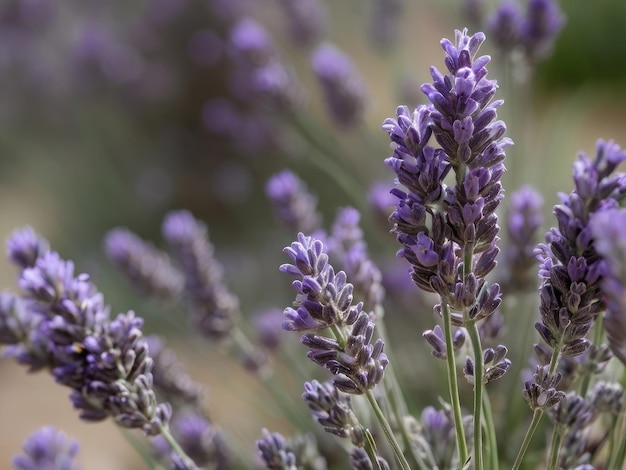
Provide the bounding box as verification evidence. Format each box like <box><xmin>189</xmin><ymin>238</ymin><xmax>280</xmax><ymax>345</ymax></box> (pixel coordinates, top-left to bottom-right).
<box><xmin>4</xmin><ymin>1</ymin><xmax>626</xmax><ymax>470</ymax></box>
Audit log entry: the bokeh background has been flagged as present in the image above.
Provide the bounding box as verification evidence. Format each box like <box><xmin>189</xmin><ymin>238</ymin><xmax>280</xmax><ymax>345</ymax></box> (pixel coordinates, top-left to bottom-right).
<box><xmin>1</xmin><ymin>0</ymin><xmax>626</xmax><ymax>468</ymax></box>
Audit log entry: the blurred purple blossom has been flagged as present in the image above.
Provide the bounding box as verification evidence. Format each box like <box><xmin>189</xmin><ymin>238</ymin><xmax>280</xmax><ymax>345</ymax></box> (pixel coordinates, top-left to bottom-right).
<box><xmin>12</xmin><ymin>426</ymin><xmax>80</xmax><ymax>470</ymax></box>
<box><xmin>311</xmin><ymin>43</ymin><xmax>366</xmax><ymax>128</ymax></box>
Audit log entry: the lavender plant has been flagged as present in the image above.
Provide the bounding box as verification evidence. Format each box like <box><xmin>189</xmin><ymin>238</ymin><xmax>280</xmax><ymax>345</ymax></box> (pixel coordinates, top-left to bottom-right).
<box><xmin>5</xmin><ymin>2</ymin><xmax>626</xmax><ymax>470</ymax></box>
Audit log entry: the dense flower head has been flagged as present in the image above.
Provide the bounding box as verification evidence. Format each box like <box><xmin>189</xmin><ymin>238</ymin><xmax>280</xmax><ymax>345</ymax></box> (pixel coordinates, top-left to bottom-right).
<box><xmin>281</xmin><ymin>233</ymin><xmax>388</xmax><ymax>393</ymax></box>
<box><xmin>383</xmin><ymin>29</ymin><xmax>507</xmax><ymax>328</ymax></box>
<box><xmin>1</xmin><ymin>228</ymin><xmax>171</xmax><ymax>435</ymax></box>
<box><xmin>485</xmin><ymin>1</ymin><xmax>524</xmax><ymax>53</ymax></box>
<box><xmin>104</xmin><ymin>227</ymin><xmax>184</xmax><ymax>299</ymax></box>
<box><xmin>12</xmin><ymin>426</ymin><xmax>80</xmax><ymax>470</ymax></box>
<box><xmin>535</xmin><ymin>140</ymin><xmax>626</xmax><ymax>357</ymax></box>
<box><xmin>311</xmin><ymin>42</ymin><xmax>366</xmax><ymax>127</ymax></box>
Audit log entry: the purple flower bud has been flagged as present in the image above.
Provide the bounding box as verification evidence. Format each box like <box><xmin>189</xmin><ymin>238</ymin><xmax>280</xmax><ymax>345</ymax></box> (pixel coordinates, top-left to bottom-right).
<box><xmin>6</xmin><ymin>226</ymin><xmax>49</xmax><ymax>269</ymax></box>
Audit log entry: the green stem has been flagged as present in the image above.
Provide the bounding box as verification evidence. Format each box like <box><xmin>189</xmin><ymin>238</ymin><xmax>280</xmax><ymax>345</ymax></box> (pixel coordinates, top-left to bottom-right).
<box><xmin>482</xmin><ymin>390</ymin><xmax>498</xmax><ymax>470</ymax></box>
<box><xmin>511</xmin><ymin>409</ymin><xmax>544</xmax><ymax>470</ymax></box>
<box><xmin>157</xmin><ymin>423</ymin><xmax>199</xmax><ymax>470</ymax></box>
<box><xmin>546</xmin><ymin>425</ymin><xmax>564</xmax><ymax>470</ymax></box>
<box><xmin>467</xmin><ymin>320</ymin><xmax>484</xmax><ymax>470</ymax></box>
<box><xmin>363</xmin><ymin>429</ymin><xmax>384</xmax><ymax>470</ymax></box>
<box><xmin>578</xmin><ymin>320</ymin><xmax>605</xmax><ymax>397</ymax></box>
<box><xmin>364</xmin><ymin>389</ymin><xmax>411</xmax><ymax>470</ymax></box>
<box><xmin>612</xmin><ymin>410</ymin><xmax>626</xmax><ymax>469</ymax></box>
<box><xmin>441</xmin><ymin>302</ymin><xmax>469</xmax><ymax>465</ymax></box>
<box><xmin>376</xmin><ymin>310</ymin><xmax>428</xmax><ymax>470</ymax></box>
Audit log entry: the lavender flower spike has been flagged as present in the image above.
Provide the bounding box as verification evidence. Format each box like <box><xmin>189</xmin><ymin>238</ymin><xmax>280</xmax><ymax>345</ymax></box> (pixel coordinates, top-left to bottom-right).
<box><xmin>13</xmin><ymin>426</ymin><xmax>80</xmax><ymax>470</ymax></box>
<box><xmin>311</xmin><ymin>43</ymin><xmax>367</xmax><ymax>128</ymax></box>
<box><xmin>276</xmin><ymin>0</ymin><xmax>326</xmax><ymax>47</ymax></box>
<box><xmin>281</xmin><ymin>233</ymin><xmax>388</xmax><ymax>394</ymax></box>
<box><xmin>590</xmin><ymin>208</ymin><xmax>626</xmax><ymax>365</ymax></box>
<box><xmin>104</xmin><ymin>227</ymin><xmax>184</xmax><ymax>299</ymax></box>
<box><xmin>162</xmin><ymin>210</ymin><xmax>238</xmax><ymax>341</ymax></box>
<box><xmin>265</xmin><ymin>169</ymin><xmax>322</xmax><ymax>234</ymax></box>
<box><xmin>535</xmin><ymin>140</ymin><xmax>626</xmax><ymax>358</ymax></box>
<box><xmin>4</xmin><ymin>228</ymin><xmax>172</xmax><ymax>436</ymax></box>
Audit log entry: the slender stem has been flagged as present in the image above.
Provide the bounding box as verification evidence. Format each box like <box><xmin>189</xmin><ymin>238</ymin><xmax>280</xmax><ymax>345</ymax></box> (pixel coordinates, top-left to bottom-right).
<box><xmin>157</xmin><ymin>423</ymin><xmax>199</xmax><ymax>470</ymax></box>
<box><xmin>482</xmin><ymin>390</ymin><xmax>498</xmax><ymax>470</ymax></box>
<box><xmin>363</xmin><ymin>428</ymin><xmax>384</xmax><ymax>470</ymax></box>
<box><xmin>364</xmin><ymin>389</ymin><xmax>411</xmax><ymax>470</ymax></box>
<box><xmin>441</xmin><ymin>302</ymin><xmax>469</xmax><ymax>465</ymax></box>
<box><xmin>375</xmin><ymin>310</ymin><xmax>428</xmax><ymax>469</ymax></box>
<box><xmin>467</xmin><ymin>320</ymin><xmax>484</xmax><ymax>470</ymax></box>
<box><xmin>612</xmin><ymin>410</ymin><xmax>626</xmax><ymax>469</ymax></box>
<box><xmin>546</xmin><ymin>425</ymin><xmax>564</xmax><ymax>470</ymax></box>
<box><xmin>511</xmin><ymin>409</ymin><xmax>544</xmax><ymax>470</ymax></box>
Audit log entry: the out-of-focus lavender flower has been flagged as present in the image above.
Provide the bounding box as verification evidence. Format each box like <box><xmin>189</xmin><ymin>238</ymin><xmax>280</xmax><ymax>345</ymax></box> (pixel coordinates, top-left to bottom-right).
<box><xmin>368</xmin><ymin>180</ymin><xmax>396</xmax><ymax>232</ymax></box>
<box><xmin>265</xmin><ymin>169</ymin><xmax>322</xmax><ymax>234</ymax></box>
<box><xmin>327</xmin><ymin>207</ymin><xmax>384</xmax><ymax>311</ymax></box>
<box><xmin>104</xmin><ymin>227</ymin><xmax>185</xmax><ymax>299</ymax></box>
<box><xmin>521</xmin><ymin>0</ymin><xmax>565</xmax><ymax>64</ymax></box>
<box><xmin>484</xmin><ymin>0</ymin><xmax>564</xmax><ymax>68</ymax></box>
<box><xmin>589</xmin><ymin>381</ymin><xmax>624</xmax><ymax>416</ymax></box>
<box><xmin>281</xmin><ymin>233</ymin><xmax>388</xmax><ymax>394</ymax></box>
<box><xmin>535</xmin><ymin>140</ymin><xmax>626</xmax><ymax>359</ymax></box>
<box><xmin>256</xmin><ymin>429</ymin><xmax>326</xmax><ymax>470</ymax></box>
<box><xmin>229</xmin><ymin>18</ymin><xmax>274</xmax><ymax>66</ymax></box>
<box><xmin>462</xmin><ymin>0</ymin><xmax>485</xmax><ymax>28</ymax></box>
<box><xmin>485</xmin><ymin>2</ymin><xmax>524</xmax><ymax>54</ymax></box>
<box><xmin>276</xmin><ymin>0</ymin><xmax>326</xmax><ymax>47</ymax></box>
<box><xmin>418</xmin><ymin>406</ymin><xmax>471</xmax><ymax>469</ymax></box>
<box><xmin>384</xmin><ymin>29</ymin><xmax>508</xmax><ymax>326</ymax></box>
<box><xmin>2</xmin><ymin>228</ymin><xmax>171</xmax><ymax>436</ymax></box>
<box><xmin>153</xmin><ymin>410</ymin><xmax>229</xmax><ymax>470</ymax></box>
<box><xmin>367</xmin><ymin>0</ymin><xmax>404</xmax><ymax>51</ymax></box>
<box><xmin>228</xmin><ymin>18</ymin><xmax>300</xmax><ymax>110</ymax></box>
<box><xmin>499</xmin><ymin>185</ymin><xmax>544</xmax><ymax>293</ymax></box>
<box><xmin>311</xmin><ymin>43</ymin><xmax>366</xmax><ymax>128</ymax></box>
<box><xmin>12</xmin><ymin>426</ymin><xmax>80</xmax><ymax>470</ymax></box>
<box><xmin>162</xmin><ymin>210</ymin><xmax>238</xmax><ymax>341</ymax></box>
<box><xmin>590</xmin><ymin>208</ymin><xmax>626</xmax><ymax>365</ymax></box>
<box><xmin>187</xmin><ymin>30</ymin><xmax>222</xmax><ymax>67</ymax></box>
<box><xmin>145</xmin><ymin>335</ymin><xmax>205</xmax><ymax>412</ymax></box>
<box><xmin>6</xmin><ymin>226</ymin><xmax>48</xmax><ymax>269</ymax></box>
<box><xmin>252</xmin><ymin>308</ymin><xmax>287</xmax><ymax>351</ymax></box>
